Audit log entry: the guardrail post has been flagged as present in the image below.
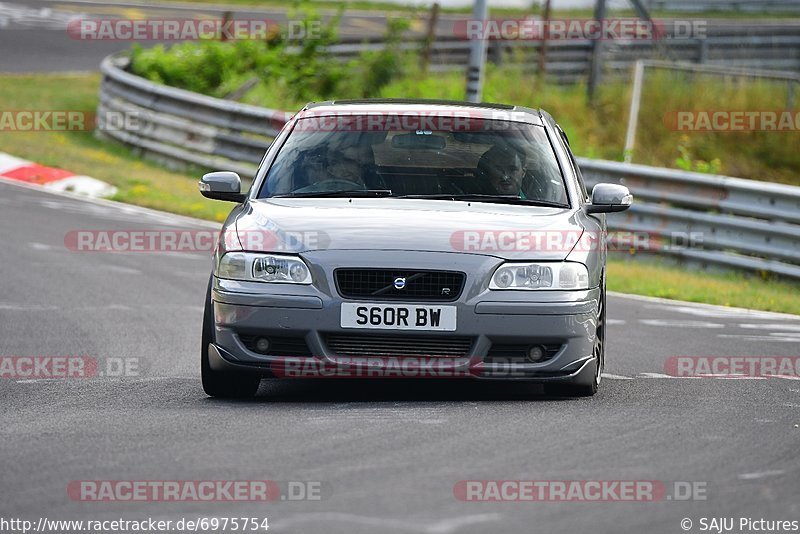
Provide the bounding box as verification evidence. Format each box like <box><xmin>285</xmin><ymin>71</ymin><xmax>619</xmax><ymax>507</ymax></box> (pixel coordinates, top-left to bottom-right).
<box><xmin>623</xmin><ymin>60</ymin><xmax>645</xmax><ymax>163</ymax></box>
<box><xmin>697</xmin><ymin>39</ymin><xmax>708</xmax><ymax>64</ymax></box>
<box><xmin>220</xmin><ymin>11</ymin><xmax>232</xmax><ymax>42</ymax></box>
<box><xmin>537</xmin><ymin>0</ymin><xmax>552</xmax><ymax>81</ymax></box>
<box><xmin>420</xmin><ymin>2</ymin><xmax>440</xmax><ymax>75</ymax></box>
<box><xmin>489</xmin><ymin>40</ymin><xmax>503</xmax><ymax>65</ymax></box>
<box><xmin>587</xmin><ymin>0</ymin><xmax>606</xmax><ymax>103</ymax></box>
<box><xmin>465</xmin><ymin>0</ymin><xmax>488</xmax><ymax>103</ymax></box>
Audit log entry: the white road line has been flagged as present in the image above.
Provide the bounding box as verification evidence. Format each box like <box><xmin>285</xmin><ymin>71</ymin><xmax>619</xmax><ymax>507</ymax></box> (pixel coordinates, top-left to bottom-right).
<box><xmin>102</xmin><ymin>265</ymin><xmax>143</xmax><ymax>275</ymax></box>
<box><xmin>768</xmin><ymin>332</ymin><xmax>800</xmax><ymax>338</ymax></box>
<box><xmin>14</xmin><ymin>378</ymin><xmax>63</xmax><ymax>383</ymax></box>
<box><xmin>639</xmin><ymin>319</ymin><xmax>725</xmax><ymax>328</ymax></box>
<box><xmin>710</xmin><ymin>375</ymin><xmax>767</xmax><ymax>380</ymax></box>
<box><xmin>638</xmin><ymin>372</ymin><xmax>682</xmax><ymax>379</ymax></box>
<box><xmin>270</xmin><ymin>512</ymin><xmax>503</xmax><ymax>533</ymax></box>
<box><xmin>737</xmin><ymin>470</ymin><xmax>785</xmax><ymax>480</ymax></box>
<box><xmin>29</xmin><ymin>242</ymin><xmax>57</xmax><ymax>251</ymax></box>
<box><xmin>13</xmin><ymin>376</ymin><xmax>198</xmax><ymax>383</ymax></box>
<box><xmin>717</xmin><ymin>334</ymin><xmax>800</xmax><ymax>343</ymax></box>
<box><xmin>636</xmin><ymin>372</ymin><xmax>795</xmax><ymax>380</ymax></box>
<box><xmin>601</xmin><ymin>373</ymin><xmax>634</xmax><ymax>380</ymax></box>
<box><xmin>668</xmin><ymin>306</ymin><xmax>797</xmax><ymax>320</ymax></box>
<box><xmin>739</xmin><ymin>323</ymin><xmax>800</xmax><ymax>331</ymax></box>
<box><xmin>0</xmin><ymin>176</ymin><xmax>219</xmax><ymax>229</ymax></box>
<box><xmin>610</xmin><ymin>292</ymin><xmax>800</xmax><ymax>320</ymax></box>
<box><xmin>0</xmin><ymin>303</ymin><xmax>59</xmax><ymax>311</ymax></box>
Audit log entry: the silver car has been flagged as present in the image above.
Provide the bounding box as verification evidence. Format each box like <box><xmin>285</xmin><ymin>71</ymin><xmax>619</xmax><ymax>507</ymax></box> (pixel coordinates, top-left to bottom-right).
<box><xmin>199</xmin><ymin>99</ymin><xmax>632</xmax><ymax>398</ymax></box>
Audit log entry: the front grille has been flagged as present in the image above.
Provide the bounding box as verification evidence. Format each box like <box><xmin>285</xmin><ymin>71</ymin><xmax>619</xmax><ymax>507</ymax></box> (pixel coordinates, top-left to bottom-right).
<box><xmin>485</xmin><ymin>343</ymin><xmax>562</xmax><ymax>363</ymax></box>
<box><xmin>326</xmin><ymin>333</ymin><xmax>473</xmax><ymax>358</ymax></box>
<box><xmin>335</xmin><ymin>269</ymin><xmax>465</xmax><ymax>301</ymax></box>
<box><xmin>237</xmin><ymin>334</ymin><xmax>312</xmax><ymax>357</ymax></box>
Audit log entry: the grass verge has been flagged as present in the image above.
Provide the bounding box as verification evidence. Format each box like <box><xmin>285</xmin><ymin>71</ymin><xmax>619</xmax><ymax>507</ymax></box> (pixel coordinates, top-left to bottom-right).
<box><xmin>1</xmin><ymin>72</ymin><xmax>798</xmax><ymax>314</ymax></box>
<box><xmin>0</xmin><ymin>73</ymin><xmax>231</xmax><ymax>222</ymax></box>
<box><xmin>607</xmin><ymin>257</ymin><xmax>800</xmax><ymax>315</ymax></box>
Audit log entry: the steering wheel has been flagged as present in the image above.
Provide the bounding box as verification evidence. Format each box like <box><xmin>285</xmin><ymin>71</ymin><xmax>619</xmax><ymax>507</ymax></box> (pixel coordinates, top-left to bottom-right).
<box><xmin>293</xmin><ymin>179</ymin><xmax>366</xmax><ymax>194</ymax></box>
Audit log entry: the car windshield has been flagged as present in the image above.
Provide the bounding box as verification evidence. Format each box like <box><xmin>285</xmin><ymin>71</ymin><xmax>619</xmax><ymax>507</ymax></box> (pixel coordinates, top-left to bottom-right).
<box><xmin>258</xmin><ymin>114</ymin><xmax>569</xmax><ymax>206</ymax></box>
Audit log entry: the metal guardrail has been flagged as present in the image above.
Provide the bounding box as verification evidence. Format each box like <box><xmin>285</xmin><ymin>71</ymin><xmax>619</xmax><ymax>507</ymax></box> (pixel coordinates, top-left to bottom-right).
<box><xmin>99</xmin><ymin>55</ymin><xmax>285</xmax><ymax>177</ymax></box>
<box><xmin>325</xmin><ymin>25</ymin><xmax>800</xmax><ymax>80</ymax></box>
<box><xmin>577</xmin><ymin>159</ymin><xmax>800</xmax><ymax>278</ymax></box>
<box><xmin>646</xmin><ymin>0</ymin><xmax>800</xmax><ymax>13</ymax></box>
<box><xmin>98</xmin><ymin>54</ymin><xmax>800</xmax><ymax>280</ymax></box>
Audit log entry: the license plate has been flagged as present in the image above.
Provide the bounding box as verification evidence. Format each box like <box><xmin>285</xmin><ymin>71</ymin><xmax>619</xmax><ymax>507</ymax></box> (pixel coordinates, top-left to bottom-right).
<box><xmin>340</xmin><ymin>303</ymin><xmax>457</xmax><ymax>331</ymax></box>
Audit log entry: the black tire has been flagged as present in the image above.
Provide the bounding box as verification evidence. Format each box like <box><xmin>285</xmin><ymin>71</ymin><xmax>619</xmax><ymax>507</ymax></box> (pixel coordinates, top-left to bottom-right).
<box><xmin>201</xmin><ymin>277</ymin><xmax>261</xmax><ymax>398</ymax></box>
<box><xmin>545</xmin><ymin>277</ymin><xmax>605</xmax><ymax>397</ymax></box>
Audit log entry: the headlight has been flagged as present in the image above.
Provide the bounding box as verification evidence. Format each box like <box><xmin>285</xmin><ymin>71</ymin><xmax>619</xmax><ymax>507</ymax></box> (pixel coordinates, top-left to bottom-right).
<box><xmin>489</xmin><ymin>262</ymin><xmax>589</xmax><ymax>290</ymax></box>
<box><xmin>216</xmin><ymin>252</ymin><xmax>312</xmax><ymax>284</ymax></box>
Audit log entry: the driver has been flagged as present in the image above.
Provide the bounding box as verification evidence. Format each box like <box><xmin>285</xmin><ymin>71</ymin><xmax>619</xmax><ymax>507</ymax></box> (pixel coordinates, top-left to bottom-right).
<box><xmin>292</xmin><ymin>145</ymin><xmax>367</xmax><ymax>194</ymax></box>
<box><xmin>327</xmin><ymin>145</ymin><xmax>365</xmax><ymax>185</ymax></box>
<box><xmin>477</xmin><ymin>145</ymin><xmax>526</xmax><ymax>197</ymax></box>
<box><xmin>297</xmin><ymin>146</ymin><xmax>328</xmax><ymax>189</ymax></box>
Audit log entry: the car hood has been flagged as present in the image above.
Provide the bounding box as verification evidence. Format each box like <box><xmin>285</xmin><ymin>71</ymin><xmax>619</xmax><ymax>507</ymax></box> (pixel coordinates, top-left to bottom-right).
<box><xmin>234</xmin><ymin>198</ymin><xmax>584</xmax><ymax>260</ymax></box>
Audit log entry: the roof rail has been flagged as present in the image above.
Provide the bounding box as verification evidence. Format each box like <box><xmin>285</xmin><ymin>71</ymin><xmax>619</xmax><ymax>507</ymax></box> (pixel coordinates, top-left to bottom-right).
<box><xmin>306</xmin><ymin>98</ymin><xmax>517</xmax><ymax>110</ymax></box>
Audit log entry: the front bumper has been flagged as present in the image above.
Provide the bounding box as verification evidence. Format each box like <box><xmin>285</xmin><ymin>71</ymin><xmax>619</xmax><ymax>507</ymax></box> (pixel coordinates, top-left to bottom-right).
<box><xmin>209</xmin><ymin>250</ymin><xmax>600</xmax><ymax>383</ymax></box>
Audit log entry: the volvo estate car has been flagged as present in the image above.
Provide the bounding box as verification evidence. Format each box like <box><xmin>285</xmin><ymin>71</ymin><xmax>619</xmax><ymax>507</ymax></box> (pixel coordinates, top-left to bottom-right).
<box><xmin>199</xmin><ymin>99</ymin><xmax>632</xmax><ymax>398</ymax></box>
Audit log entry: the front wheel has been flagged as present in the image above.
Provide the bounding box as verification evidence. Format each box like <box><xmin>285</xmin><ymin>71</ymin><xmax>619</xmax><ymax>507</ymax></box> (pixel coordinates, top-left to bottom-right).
<box><xmin>545</xmin><ymin>279</ymin><xmax>605</xmax><ymax>397</ymax></box>
<box><xmin>201</xmin><ymin>277</ymin><xmax>261</xmax><ymax>398</ymax></box>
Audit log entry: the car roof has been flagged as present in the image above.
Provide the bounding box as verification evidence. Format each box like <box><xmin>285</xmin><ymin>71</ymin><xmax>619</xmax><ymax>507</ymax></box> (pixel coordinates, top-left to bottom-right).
<box><xmin>296</xmin><ymin>98</ymin><xmax>544</xmax><ymax>126</ymax></box>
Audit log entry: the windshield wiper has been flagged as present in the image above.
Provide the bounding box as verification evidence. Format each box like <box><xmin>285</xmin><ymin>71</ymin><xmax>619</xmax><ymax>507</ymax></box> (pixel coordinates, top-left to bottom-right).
<box><xmin>275</xmin><ymin>189</ymin><xmax>393</xmax><ymax>198</ymax></box>
<box><xmin>395</xmin><ymin>194</ymin><xmax>567</xmax><ymax>207</ymax></box>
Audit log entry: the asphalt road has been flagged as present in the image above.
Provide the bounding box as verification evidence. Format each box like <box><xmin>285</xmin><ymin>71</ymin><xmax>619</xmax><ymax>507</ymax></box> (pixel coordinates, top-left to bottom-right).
<box><xmin>0</xmin><ymin>178</ymin><xmax>798</xmax><ymax>533</ymax></box>
<box><xmin>0</xmin><ymin>0</ymin><xmax>437</xmax><ymax>73</ymax></box>
<box><xmin>4</xmin><ymin>0</ymin><xmax>800</xmax><ymax>73</ymax></box>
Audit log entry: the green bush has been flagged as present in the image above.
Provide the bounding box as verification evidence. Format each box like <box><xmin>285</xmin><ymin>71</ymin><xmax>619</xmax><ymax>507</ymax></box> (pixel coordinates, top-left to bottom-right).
<box><xmin>129</xmin><ymin>2</ymin><xmax>411</xmax><ymax>103</ymax></box>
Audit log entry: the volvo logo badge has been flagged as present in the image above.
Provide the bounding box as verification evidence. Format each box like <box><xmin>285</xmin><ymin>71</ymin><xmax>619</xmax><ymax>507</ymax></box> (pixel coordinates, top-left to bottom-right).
<box><xmin>393</xmin><ymin>277</ymin><xmax>406</xmax><ymax>290</ymax></box>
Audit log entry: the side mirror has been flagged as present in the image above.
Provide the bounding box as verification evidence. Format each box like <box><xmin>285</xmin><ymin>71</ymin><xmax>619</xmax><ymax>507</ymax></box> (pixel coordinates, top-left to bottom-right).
<box><xmin>584</xmin><ymin>183</ymin><xmax>633</xmax><ymax>214</ymax></box>
<box><xmin>199</xmin><ymin>171</ymin><xmax>246</xmax><ymax>202</ymax></box>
